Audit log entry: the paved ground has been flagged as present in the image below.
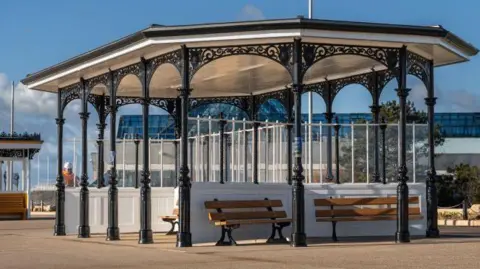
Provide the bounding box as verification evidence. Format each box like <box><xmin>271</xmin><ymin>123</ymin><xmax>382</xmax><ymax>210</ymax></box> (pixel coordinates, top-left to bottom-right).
<box><xmin>1</xmin><ymin>220</ymin><xmax>479</xmax><ymax>269</ymax></box>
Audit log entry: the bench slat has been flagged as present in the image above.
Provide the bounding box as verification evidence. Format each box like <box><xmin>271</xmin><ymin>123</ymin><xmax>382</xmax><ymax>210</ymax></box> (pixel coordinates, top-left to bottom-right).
<box><xmin>316</xmin><ymin>207</ymin><xmax>421</xmax><ymax>217</ymax></box>
<box><xmin>214</xmin><ymin>218</ymin><xmax>292</xmax><ymax>226</ymax></box>
<box><xmin>209</xmin><ymin>210</ymin><xmax>287</xmax><ymax>221</ymax></box>
<box><xmin>314</xmin><ymin>196</ymin><xmax>419</xmax><ymax>206</ymax></box>
<box><xmin>316</xmin><ymin>215</ymin><xmax>423</xmax><ymax>222</ymax></box>
<box><xmin>205</xmin><ymin>200</ymin><xmax>283</xmax><ymax>209</ymax></box>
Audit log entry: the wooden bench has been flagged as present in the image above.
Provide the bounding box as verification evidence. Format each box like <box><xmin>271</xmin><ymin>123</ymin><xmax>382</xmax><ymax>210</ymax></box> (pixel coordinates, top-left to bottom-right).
<box><xmin>160</xmin><ymin>208</ymin><xmax>179</xmax><ymax>235</ymax></box>
<box><xmin>204</xmin><ymin>198</ymin><xmax>291</xmax><ymax>246</ymax></box>
<box><xmin>0</xmin><ymin>193</ymin><xmax>27</xmax><ymax>220</ymax></box>
<box><xmin>314</xmin><ymin>196</ymin><xmax>422</xmax><ymax>241</ymax></box>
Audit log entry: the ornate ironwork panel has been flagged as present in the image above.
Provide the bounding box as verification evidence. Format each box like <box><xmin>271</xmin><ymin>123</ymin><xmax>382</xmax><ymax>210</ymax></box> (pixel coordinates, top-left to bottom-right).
<box><xmin>407</xmin><ymin>51</ymin><xmax>430</xmax><ymax>88</ymax></box>
<box><xmin>255</xmin><ymin>89</ymin><xmax>288</xmax><ymax>115</ymax></box>
<box><xmin>0</xmin><ymin>132</ymin><xmax>41</xmax><ymax>141</ymax></box>
<box><xmin>301</xmin><ymin>42</ymin><xmax>399</xmax><ymax>78</ymax></box>
<box><xmin>303</xmin><ymin>81</ymin><xmax>328</xmax><ymax>100</ymax></box>
<box><xmin>188</xmin><ymin>43</ymin><xmax>294</xmax><ymax>81</ymax></box>
<box><xmin>150</xmin><ymin>98</ymin><xmax>176</xmax><ymax>116</ymax></box>
<box><xmin>189</xmin><ymin>96</ymin><xmax>251</xmax><ymax>116</ymax></box>
<box><xmin>0</xmin><ymin>149</ymin><xmax>41</xmax><ymax>159</ymax></box>
<box><xmin>330</xmin><ymin>72</ymin><xmax>374</xmax><ymax>101</ymax></box>
<box><xmin>112</xmin><ymin>63</ymin><xmax>142</xmax><ymax>93</ymax></box>
<box><xmin>60</xmin><ymin>83</ymin><xmax>82</xmax><ymax>113</ymax></box>
<box><xmin>86</xmin><ymin>73</ymin><xmax>109</xmax><ymax>91</ymax></box>
<box><xmin>377</xmin><ymin>68</ymin><xmax>399</xmax><ymax>92</ymax></box>
<box><xmin>147</xmin><ymin>50</ymin><xmax>182</xmax><ymax>85</ymax></box>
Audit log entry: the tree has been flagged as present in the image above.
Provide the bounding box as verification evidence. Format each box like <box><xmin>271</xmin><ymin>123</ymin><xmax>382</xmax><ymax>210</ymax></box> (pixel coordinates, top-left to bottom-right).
<box><xmin>338</xmin><ymin>100</ymin><xmax>445</xmax><ymax>183</ymax></box>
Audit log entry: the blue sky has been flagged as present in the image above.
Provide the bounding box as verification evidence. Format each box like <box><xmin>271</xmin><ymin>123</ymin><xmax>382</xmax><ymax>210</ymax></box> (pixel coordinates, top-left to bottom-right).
<box><xmin>0</xmin><ymin>0</ymin><xmax>479</xmax><ymax>186</ymax></box>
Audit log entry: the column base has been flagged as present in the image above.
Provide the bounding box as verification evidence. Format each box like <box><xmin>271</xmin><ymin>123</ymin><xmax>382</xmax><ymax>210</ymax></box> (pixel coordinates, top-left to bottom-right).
<box><xmin>54</xmin><ymin>225</ymin><xmax>66</xmax><ymax>236</ymax></box>
<box><xmin>78</xmin><ymin>225</ymin><xmax>90</xmax><ymax>238</ymax></box>
<box><xmin>395</xmin><ymin>231</ymin><xmax>410</xmax><ymax>243</ymax></box>
<box><xmin>290</xmin><ymin>232</ymin><xmax>307</xmax><ymax>247</ymax></box>
<box><xmin>138</xmin><ymin>229</ymin><xmax>154</xmax><ymax>244</ymax></box>
<box><xmin>106</xmin><ymin>227</ymin><xmax>120</xmax><ymax>241</ymax></box>
<box><xmin>176</xmin><ymin>232</ymin><xmax>192</xmax><ymax>247</ymax></box>
<box><xmin>426</xmin><ymin>228</ymin><xmax>440</xmax><ymax>238</ymax></box>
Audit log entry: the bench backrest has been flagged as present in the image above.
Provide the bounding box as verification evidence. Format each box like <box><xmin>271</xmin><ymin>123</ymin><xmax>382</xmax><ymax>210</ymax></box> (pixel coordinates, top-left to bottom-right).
<box><xmin>314</xmin><ymin>196</ymin><xmax>421</xmax><ymax>218</ymax></box>
<box><xmin>0</xmin><ymin>193</ymin><xmax>27</xmax><ymax>209</ymax></box>
<box><xmin>204</xmin><ymin>199</ymin><xmax>286</xmax><ymax>221</ymax></box>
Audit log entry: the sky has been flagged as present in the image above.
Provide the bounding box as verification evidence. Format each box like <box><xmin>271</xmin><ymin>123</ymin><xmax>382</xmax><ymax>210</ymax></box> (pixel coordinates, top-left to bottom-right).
<box><xmin>1</xmin><ymin>0</ymin><xmax>480</xmax><ymax>187</ymax></box>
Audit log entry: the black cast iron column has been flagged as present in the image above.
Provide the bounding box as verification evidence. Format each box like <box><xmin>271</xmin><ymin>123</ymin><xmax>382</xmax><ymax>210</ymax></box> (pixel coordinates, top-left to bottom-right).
<box><xmin>218</xmin><ymin>113</ymin><xmax>226</xmax><ymax>184</ymax></box>
<box><xmin>96</xmin><ymin>96</ymin><xmax>106</xmax><ymax>188</ymax></box>
<box><xmin>177</xmin><ymin>45</ymin><xmax>192</xmax><ymax>248</ymax></box>
<box><xmin>107</xmin><ymin>71</ymin><xmax>120</xmax><ymax>241</ymax></box>
<box><xmin>78</xmin><ymin>79</ymin><xmax>90</xmax><ymax>238</ymax></box>
<box><xmin>334</xmin><ymin>118</ymin><xmax>341</xmax><ymax>184</ymax></box>
<box><xmin>54</xmin><ymin>90</ymin><xmax>66</xmax><ymax>236</ymax></box>
<box><xmin>370</xmin><ymin>72</ymin><xmax>381</xmax><ymax>183</ymax></box>
<box><xmin>395</xmin><ymin>46</ymin><xmax>411</xmax><ymax>243</ymax></box>
<box><xmin>324</xmin><ymin>82</ymin><xmax>334</xmax><ymax>182</ymax></box>
<box><xmin>139</xmin><ymin>59</ymin><xmax>153</xmax><ymax>244</ymax></box>
<box><xmin>134</xmin><ymin>135</ymin><xmax>140</xmax><ymax>189</ymax></box>
<box><xmin>286</xmin><ymin>90</ymin><xmax>293</xmax><ymax>185</ymax></box>
<box><xmin>291</xmin><ymin>38</ymin><xmax>307</xmax><ymax>247</ymax></box>
<box><xmin>380</xmin><ymin>118</ymin><xmax>387</xmax><ymax>184</ymax></box>
<box><xmin>425</xmin><ymin>59</ymin><xmax>440</xmax><ymax>237</ymax></box>
<box><xmin>174</xmin><ymin>97</ymin><xmax>181</xmax><ymax>186</ymax></box>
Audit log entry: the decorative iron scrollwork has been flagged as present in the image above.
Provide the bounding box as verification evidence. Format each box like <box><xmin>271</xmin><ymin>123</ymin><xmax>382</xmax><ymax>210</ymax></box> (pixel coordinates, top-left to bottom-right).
<box><xmin>0</xmin><ymin>149</ymin><xmax>41</xmax><ymax>159</ymax></box>
<box><xmin>301</xmin><ymin>43</ymin><xmax>399</xmax><ymax>78</ymax></box>
<box><xmin>188</xmin><ymin>43</ymin><xmax>294</xmax><ymax>81</ymax></box>
<box><xmin>60</xmin><ymin>83</ymin><xmax>82</xmax><ymax>113</ymax></box>
<box><xmin>150</xmin><ymin>98</ymin><xmax>176</xmax><ymax>116</ymax></box>
<box><xmin>85</xmin><ymin>73</ymin><xmax>109</xmax><ymax>91</ymax></box>
<box><xmin>189</xmin><ymin>96</ymin><xmax>250</xmax><ymax>115</ymax></box>
<box><xmin>147</xmin><ymin>50</ymin><xmax>182</xmax><ymax>85</ymax></box>
<box><xmin>112</xmin><ymin>63</ymin><xmax>142</xmax><ymax>92</ymax></box>
<box><xmin>407</xmin><ymin>51</ymin><xmax>430</xmax><ymax>87</ymax></box>
<box><xmin>0</xmin><ymin>132</ymin><xmax>41</xmax><ymax>141</ymax></box>
<box><xmin>255</xmin><ymin>89</ymin><xmax>288</xmax><ymax>113</ymax></box>
<box><xmin>330</xmin><ymin>72</ymin><xmax>374</xmax><ymax>101</ymax></box>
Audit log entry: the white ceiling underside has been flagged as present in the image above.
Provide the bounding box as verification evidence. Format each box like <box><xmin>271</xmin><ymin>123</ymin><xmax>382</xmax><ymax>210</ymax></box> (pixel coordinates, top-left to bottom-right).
<box><xmin>26</xmin><ymin>29</ymin><xmax>473</xmax><ymax>98</ymax></box>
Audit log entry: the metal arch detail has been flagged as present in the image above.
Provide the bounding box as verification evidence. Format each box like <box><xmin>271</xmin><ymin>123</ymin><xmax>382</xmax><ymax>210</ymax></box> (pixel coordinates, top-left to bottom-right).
<box><xmin>188</xmin><ymin>43</ymin><xmax>294</xmax><ymax>81</ymax></box>
<box><xmin>112</xmin><ymin>63</ymin><xmax>142</xmax><ymax>93</ymax></box>
<box><xmin>255</xmin><ymin>89</ymin><xmax>289</xmax><ymax>115</ymax></box>
<box><xmin>303</xmin><ymin>81</ymin><xmax>328</xmax><ymax>101</ymax></box>
<box><xmin>407</xmin><ymin>51</ymin><xmax>430</xmax><ymax>88</ymax></box>
<box><xmin>147</xmin><ymin>50</ymin><xmax>182</xmax><ymax>86</ymax></box>
<box><xmin>301</xmin><ymin>42</ymin><xmax>399</xmax><ymax>78</ymax></box>
<box><xmin>330</xmin><ymin>72</ymin><xmax>375</xmax><ymax>102</ymax></box>
<box><xmin>150</xmin><ymin>98</ymin><xmax>176</xmax><ymax>116</ymax></box>
<box><xmin>377</xmin><ymin>68</ymin><xmax>398</xmax><ymax>93</ymax></box>
<box><xmin>189</xmin><ymin>96</ymin><xmax>251</xmax><ymax>118</ymax></box>
<box><xmin>60</xmin><ymin>83</ymin><xmax>83</xmax><ymax>113</ymax></box>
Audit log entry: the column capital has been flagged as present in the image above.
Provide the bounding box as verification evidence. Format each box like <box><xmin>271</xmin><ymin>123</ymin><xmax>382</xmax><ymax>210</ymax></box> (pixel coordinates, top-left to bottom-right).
<box><xmin>177</xmin><ymin>88</ymin><xmax>192</xmax><ymax>97</ymax></box>
<box><xmin>395</xmin><ymin>88</ymin><xmax>411</xmax><ymax>98</ymax></box>
<box><xmin>424</xmin><ymin>97</ymin><xmax>437</xmax><ymax>106</ymax></box>
<box><xmin>96</xmin><ymin>123</ymin><xmax>107</xmax><ymax>130</ymax></box>
<box><xmin>291</xmin><ymin>84</ymin><xmax>304</xmax><ymax>93</ymax></box>
<box><xmin>369</xmin><ymin>104</ymin><xmax>381</xmax><ymax>114</ymax></box>
<box><xmin>55</xmin><ymin>118</ymin><xmax>65</xmax><ymax>126</ymax></box>
<box><xmin>79</xmin><ymin>112</ymin><xmax>90</xmax><ymax>120</ymax></box>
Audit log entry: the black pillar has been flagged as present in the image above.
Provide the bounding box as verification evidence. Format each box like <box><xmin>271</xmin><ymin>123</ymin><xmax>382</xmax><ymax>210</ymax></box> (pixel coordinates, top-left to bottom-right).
<box><xmin>218</xmin><ymin>113</ymin><xmax>226</xmax><ymax>184</ymax></box>
<box><xmin>134</xmin><ymin>136</ymin><xmax>140</xmax><ymax>189</ymax></box>
<box><xmin>139</xmin><ymin>59</ymin><xmax>153</xmax><ymax>244</ymax></box>
<box><xmin>253</xmin><ymin>122</ymin><xmax>260</xmax><ymax>184</ymax></box>
<box><xmin>380</xmin><ymin>118</ymin><xmax>387</xmax><ymax>184</ymax></box>
<box><xmin>78</xmin><ymin>79</ymin><xmax>90</xmax><ymax>238</ymax></box>
<box><xmin>174</xmin><ymin>97</ymin><xmax>181</xmax><ymax>186</ymax></box>
<box><xmin>189</xmin><ymin>138</ymin><xmax>194</xmax><ymax>181</ymax></box>
<box><xmin>286</xmin><ymin>90</ymin><xmax>293</xmax><ymax>185</ymax></box>
<box><xmin>324</xmin><ymin>83</ymin><xmax>334</xmax><ymax>182</ymax></box>
<box><xmin>425</xmin><ymin>59</ymin><xmax>440</xmax><ymax>238</ymax></box>
<box><xmin>395</xmin><ymin>46</ymin><xmax>410</xmax><ymax>243</ymax></box>
<box><xmin>96</xmin><ymin>96</ymin><xmax>106</xmax><ymax>188</ymax></box>
<box><xmin>107</xmin><ymin>72</ymin><xmax>120</xmax><ymax>241</ymax></box>
<box><xmin>370</xmin><ymin>72</ymin><xmax>381</xmax><ymax>183</ymax></box>
<box><xmin>54</xmin><ymin>90</ymin><xmax>66</xmax><ymax>236</ymax></box>
<box><xmin>291</xmin><ymin>38</ymin><xmax>307</xmax><ymax>247</ymax></box>
<box><xmin>177</xmin><ymin>45</ymin><xmax>192</xmax><ymax>248</ymax></box>
<box><xmin>334</xmin><ymin>119</ymin><xmax>341</xmax><ymax>184</ymax></box>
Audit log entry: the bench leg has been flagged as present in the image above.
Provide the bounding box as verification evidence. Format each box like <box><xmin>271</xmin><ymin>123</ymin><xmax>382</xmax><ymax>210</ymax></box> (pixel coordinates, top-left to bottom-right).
<box><xmin>165</xmin><ymin>220</ymin><xmax>178</xmax><ymax>235</ymax></box>
<box><xmin>331</xmin><ymin>221</ymin><xmax>338</xmax><ymax>242</ymax></box>
<box><xmin>216</xmin><ymin>226</ymin><xmax>238</xmax><ymax>246</ymax></box>
<box><xmin>266</xmin><ymin>222</ymin><xmax>290</xmax><ymax>244</ymax></box>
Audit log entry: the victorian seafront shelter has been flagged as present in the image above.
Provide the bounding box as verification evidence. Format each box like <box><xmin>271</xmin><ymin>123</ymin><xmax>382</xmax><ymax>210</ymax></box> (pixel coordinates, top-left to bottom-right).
<box><xmin>21</xmin><ymin>17</ymin><xmax>478</xmax><ymax>247</ymax></box>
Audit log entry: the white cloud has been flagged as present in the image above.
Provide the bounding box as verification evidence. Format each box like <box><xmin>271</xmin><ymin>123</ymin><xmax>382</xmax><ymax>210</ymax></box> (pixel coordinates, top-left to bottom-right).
<box><xmin>237</xmin><ymin>4</ymin><xmax>266</xmax><ymax>21</ymax></box>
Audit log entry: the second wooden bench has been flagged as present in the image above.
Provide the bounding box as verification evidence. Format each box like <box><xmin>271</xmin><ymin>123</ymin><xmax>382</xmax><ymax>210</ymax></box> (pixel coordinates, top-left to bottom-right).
<box><xmin>204</xmin><ymin>198</ymin><xmax>291</xmax><ymax>246</ymax></box>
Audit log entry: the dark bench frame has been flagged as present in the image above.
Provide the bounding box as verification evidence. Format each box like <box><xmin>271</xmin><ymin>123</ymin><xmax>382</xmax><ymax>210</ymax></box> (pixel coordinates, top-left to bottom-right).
<box><xmin>160</xmin><ymin>208</ymin><xmax>179</xmax><ymax>235</ymax></box>
<box><xmin>314</xmin><ymin>196</ymin><xmax>423</xmax><ymax>241</ymax></box>
<box><xmin>205</xmin><ymin>198</ymin><xmax>291</xmax><ymax>246</ymax></box>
